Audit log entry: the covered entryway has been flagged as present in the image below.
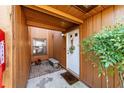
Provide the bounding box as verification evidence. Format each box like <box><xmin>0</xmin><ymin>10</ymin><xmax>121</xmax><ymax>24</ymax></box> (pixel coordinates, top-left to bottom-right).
<box><xmin>12</xmin><ymin>5</ymin><xmax>85</xmax><ymax>88</ymax></box>
<box><xmin>2</xmin><ymin>5</ymin><xmax>123</xmax><ymax>88</ymax></box>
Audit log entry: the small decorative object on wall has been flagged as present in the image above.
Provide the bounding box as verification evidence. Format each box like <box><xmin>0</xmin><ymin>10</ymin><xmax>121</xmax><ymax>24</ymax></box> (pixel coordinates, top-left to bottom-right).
<box><xmin>32</xmin><ymin>38</ymin><xmax>47</xmax><ymax>56</ymax></box>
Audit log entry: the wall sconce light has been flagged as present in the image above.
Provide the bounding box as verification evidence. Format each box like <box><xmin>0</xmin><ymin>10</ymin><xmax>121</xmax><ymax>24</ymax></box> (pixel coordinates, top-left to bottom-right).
<box><xmin>61</xmin><ymin>33</ymin><xmax>65</xmax><ymax>37</ymax></box>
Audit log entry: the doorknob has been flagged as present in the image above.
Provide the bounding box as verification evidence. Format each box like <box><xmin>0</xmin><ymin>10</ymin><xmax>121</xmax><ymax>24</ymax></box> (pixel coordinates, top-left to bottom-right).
<box><xmin>67</xmin><ymin>50</ymin><xmax>70</xmax><ymax>54</ymax></box>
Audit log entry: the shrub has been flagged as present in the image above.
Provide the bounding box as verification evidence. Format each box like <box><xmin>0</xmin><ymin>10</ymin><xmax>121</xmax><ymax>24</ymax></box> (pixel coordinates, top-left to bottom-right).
<box><xmin>82</xmin><ymin>23</ymin><xmax>124</xmax><ymax>88</ymax></box>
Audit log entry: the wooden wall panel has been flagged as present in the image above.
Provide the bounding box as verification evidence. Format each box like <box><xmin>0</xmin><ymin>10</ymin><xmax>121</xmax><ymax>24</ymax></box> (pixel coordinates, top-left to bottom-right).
<box><xmin>53</xmin><ymin>31</ymin><xmax>66</xmax><ymax>68</ymax></box>
<box><xmin>29</xmin><ymin>26</ymin><xmax>54</xmax><ymax>62</ymax></box>
<box><xmin>29</xmin><ymin>26</ymin><xmax>66</xmax><ymax>68</ymax></box>
<box><xmin>114</xmin><ymin>5</ymin><xmax>124</xmax><ymax>88</ymax></box>
<box><xmin>79</xmin><ymin>20</ymin><xmax>87</xmax><ymax>83</ymax></box>
<box><xmin>114</xmin><ymin>6</ymin><xmax>124</xmax><ymax>24</ymax></box>
<box><xmin>13</xmin><ymin>6</ymin><xmax>31</xmax><ymax>88</ymax></box>
<box><xmin>85</xmin><ymin>17</ymin><xmax>94</xmax><ymax>87</ymax></box>
<box><xmin>48</xmin><ymin>31</ymin><xmax>54</xmax><ymax>58</ymax></box>
<box><xmin>101</xmin><ymin>6</ymin><xmax>115</xmax><ymax>88</ymax></box>
<box><xmin>80</xmin><ymin>5</ymin><xmax>124</xmax><ymax>88</ymax></box>
<box><xmin>102</xmin><ymin>6</ymin><xmax>115</xmax><ymax>27</ymax></box>
<box><xmin>92</xmin><ymin>12</ymin><xmax>102</xmax><ymax>88</ymax></box>
<box><xmin>0</xmin><ymin>6</ymin><xmax>13</xmax><ymax>88</ymax></box>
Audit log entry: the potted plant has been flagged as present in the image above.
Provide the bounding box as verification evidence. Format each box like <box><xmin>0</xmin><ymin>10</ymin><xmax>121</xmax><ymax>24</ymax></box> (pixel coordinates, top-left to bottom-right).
<box><xmin>81</xmin><ymin>23</ymin><xmax>124</xmax><ymax>88</ymax></box>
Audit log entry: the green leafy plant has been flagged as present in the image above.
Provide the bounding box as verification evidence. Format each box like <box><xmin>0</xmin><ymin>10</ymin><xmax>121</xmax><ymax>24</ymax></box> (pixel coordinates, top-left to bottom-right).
<box><xmin>69</xmin><ymin>45</ymin><xmax>75</xmax><ymax>54</ymax></box>
<box><xmin>81</xmin><ymin>23</ymin><xmax>124</xmax><ymax>88</ymax></box>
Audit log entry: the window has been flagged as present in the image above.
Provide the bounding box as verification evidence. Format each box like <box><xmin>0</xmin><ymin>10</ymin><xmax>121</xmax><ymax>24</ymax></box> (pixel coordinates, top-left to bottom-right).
<box><xmin>32</xmin><ymin>38</ymin><xmax>47</xmax><ymax>55</ymax></box>
<box><xmin>75</xmin><ymin>33</ymin><xmax>78</xmax><ymax>37</ymax></box>
<box><xmin>70</xmin><ymin>35</ymin><xmax>72</xmax><ymax>38</ymax></box>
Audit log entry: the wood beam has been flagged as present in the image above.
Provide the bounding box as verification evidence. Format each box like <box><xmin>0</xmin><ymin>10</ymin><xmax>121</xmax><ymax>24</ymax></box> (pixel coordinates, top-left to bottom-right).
<box><xmin>23</xmin><ymin>5</ymin><xmax>83</xmax><ymax>24</ymax></box>
<box><xmin>63</xmin><ymin>25</ymin><xmax>79</xmax><ymax>34</ymax></box>
<box><xmin>27</xmin><ymin>20</ymin><xmax>66</xmax><ymax>32</ymax></box>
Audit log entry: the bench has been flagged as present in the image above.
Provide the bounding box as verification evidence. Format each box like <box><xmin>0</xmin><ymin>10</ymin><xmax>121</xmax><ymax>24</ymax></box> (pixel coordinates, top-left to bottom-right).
<box><xmin>48</xmin><ymin>58</ymin><xmax>59</xmax><ymax>68</ymax></box>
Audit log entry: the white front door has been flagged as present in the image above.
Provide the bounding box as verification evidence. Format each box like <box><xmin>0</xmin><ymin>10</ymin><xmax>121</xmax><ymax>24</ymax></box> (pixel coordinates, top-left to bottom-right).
<box><xmin>66</xmin><ymin>28</ymin><xmax>80</xmax><ymax>76</ymax></box>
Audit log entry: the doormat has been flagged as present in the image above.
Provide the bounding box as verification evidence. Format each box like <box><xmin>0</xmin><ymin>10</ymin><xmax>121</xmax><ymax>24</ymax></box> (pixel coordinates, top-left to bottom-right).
<box><xmin>61</xmin><ymin>71</ymin><xmax>79</xmax><ymax>85</ymax></box>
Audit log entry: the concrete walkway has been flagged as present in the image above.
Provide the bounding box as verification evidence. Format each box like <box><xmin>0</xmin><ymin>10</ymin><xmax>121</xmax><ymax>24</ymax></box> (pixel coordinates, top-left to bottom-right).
<box><xmin>27</xmin><ymin>70</ymin><xmax>88</xmax><ymax>88</ymax></box>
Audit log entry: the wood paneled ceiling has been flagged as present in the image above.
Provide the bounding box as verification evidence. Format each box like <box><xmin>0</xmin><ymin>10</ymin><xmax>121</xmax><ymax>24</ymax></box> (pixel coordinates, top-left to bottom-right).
<box><xmin>50</xmin><ymin>5</ymin><xmax>110</xmax><ymax>19</ymax></box>
<box><xmin>22</xmin><ymin>6</ymin><xmax>78</xmax><ymax>32</ymax></box>
<box><xmin>50</xmin><ymin>5</ymin><xmax>85</xmax><ymax>21</ymax></box>
<box><xmin>74</xmin><ymin>5</ymin><xmax>97</xmax><ymax>13</ymax></box>
<box><xmin>23</xmin><ymin>5</ymin><xmax>110</xmax><ymax>33</ymax></box>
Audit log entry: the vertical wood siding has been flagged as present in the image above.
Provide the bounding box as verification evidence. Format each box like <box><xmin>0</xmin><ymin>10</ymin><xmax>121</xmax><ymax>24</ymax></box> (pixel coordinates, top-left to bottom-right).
<box><xmin>13</xmin><ymin>6</ymin><xmax>31</xmax><ymax>88</ymax></box>
<box><xmin>80</xmin><ymin>5</ymin><xmax>124</xmax><ymax>88</ymax></box>
<box><xmin>28</xmin><ymin>27</ymin><xmax>54</xmax><ymax>62</ymax></box>
<box><xmin>53</xmin><ymin>31</ymin><xmax>66</xmax><ymax>68</ymax></box>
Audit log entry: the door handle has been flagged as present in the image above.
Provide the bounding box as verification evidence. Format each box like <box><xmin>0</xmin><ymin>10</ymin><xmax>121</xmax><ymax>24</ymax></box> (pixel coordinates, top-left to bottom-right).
<box><xmin>67</xmin><ymin>50</ymin><xmax>70</xmax><ymax>54</ymax></box>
